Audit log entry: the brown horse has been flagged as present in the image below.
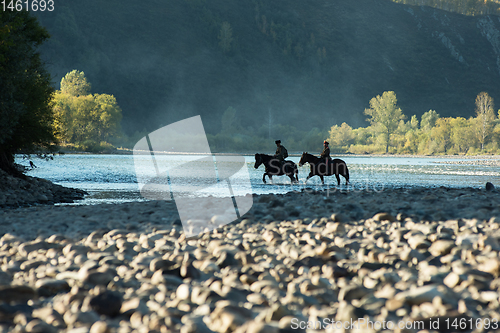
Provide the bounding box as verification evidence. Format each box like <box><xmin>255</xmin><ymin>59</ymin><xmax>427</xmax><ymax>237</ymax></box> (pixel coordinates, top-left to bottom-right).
<box><xmin>298</xmin><ymin>152</ymin><xmax>349</xmax><ymax>185</ymax></box>
<box><xmin>254</xmin><ymin>153</ymin><xmax>298</xmax><ymax>184</ymax></box>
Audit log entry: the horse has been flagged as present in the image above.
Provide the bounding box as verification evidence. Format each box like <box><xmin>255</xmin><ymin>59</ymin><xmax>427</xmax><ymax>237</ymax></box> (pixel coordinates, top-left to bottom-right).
<box><xmin>298</xmin><ymin>152</ymin><xmax>349</xmax><ymax>185</ymax></box>
<box><xmin>254</xmin><ymin>153</ymin><xmax>299</xmax><ymax>184</ymax></box>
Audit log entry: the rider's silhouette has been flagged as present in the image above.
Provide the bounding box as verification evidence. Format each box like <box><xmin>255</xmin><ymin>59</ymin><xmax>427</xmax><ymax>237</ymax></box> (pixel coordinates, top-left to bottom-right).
<box><xmin>321</xmin><ymin>141</ymin><xmax>330</xmax><ymax>159</ymax></box>
<box><xmin>274</xmin><ymin>140</ymin><xmax>287</xmax><ymax>162</ymax></box>
<box><xmin>321</xmin><ymin>140</ymin><xmax>331</xmax><ymax>170</ymax></box>
<box><xmin>274</xmin><ymin>140</ymin><xmax>287</xmax><ymax>172</ymax></box>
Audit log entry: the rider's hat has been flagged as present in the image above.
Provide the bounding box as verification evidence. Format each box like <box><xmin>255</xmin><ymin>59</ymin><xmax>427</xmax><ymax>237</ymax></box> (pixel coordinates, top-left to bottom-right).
<box><xmin>324</xmin><ymin>140</ymin><xmax>329</xmax><ymax>145</ymax></box>
<box><xmin>275</xmin><ymin>140</ymin><xmax>281</xmax><ymax>144</ymax></box>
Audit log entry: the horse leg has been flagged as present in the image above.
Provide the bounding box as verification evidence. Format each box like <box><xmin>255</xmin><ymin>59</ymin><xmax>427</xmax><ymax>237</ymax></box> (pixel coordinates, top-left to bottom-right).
<box><xmin>320</xmin><ymin>175</ymin><xmax>324</xmax><ymax>185</ymax></box>
<box><xmin>336</xmin><ymin>174</ymin><xmax>341</xmax><ymax>186</ymax></box>
<box><xmin>262</xmin><ymin>173</ymin><xmax>267</xmax><ymax>184</ymax></box>
<box><xmin>286</xmin><ymin>166</ymin><xmax>298</xmax><ymax>184</ymax></box>
<box><xmin>268</xmin><ymin>175</ymin><xmax>273</xmax><ymax>184</ymax></box>
<box><xmin>337</xmin><ymin>162</ymin><xmax>349</xmax><ymax>185</ymax></box>
<box><xmin>305</xmin><ymin>172</ymin><xmax>313</xmax><ymax>184</ymax></box>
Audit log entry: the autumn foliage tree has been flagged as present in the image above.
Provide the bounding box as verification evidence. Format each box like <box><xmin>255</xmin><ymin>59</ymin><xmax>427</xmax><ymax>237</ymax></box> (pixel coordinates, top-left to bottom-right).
<box><xmin>328</xmin><ymin>122</ymin><xmax>355</xmax><ymax>152</ymax></box>
<box><xmin>53</xmin><ymin>70</ymin><xmax>123</xmax><ymax>151</ymax></box>
<box><xmin>60</xmin><ymin>70</ymin><xmax>91</xmax><ymax>97</ymax></box>
<box><xmin>475</xmin><ymin>92</ymin><xmax>495</xmax><ymax>150</ymax></box>
<box><xmin>364</xmin><ymin>91</ymin><xmax>406</xmax><ymax>153</ymax></box>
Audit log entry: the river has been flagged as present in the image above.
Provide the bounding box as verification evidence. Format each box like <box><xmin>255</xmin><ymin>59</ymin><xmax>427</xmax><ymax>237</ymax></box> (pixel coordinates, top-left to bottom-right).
<box><xmin>16</xmin><ymin>154</ymin><xmax>500</xmax><ymax>205</ymax></box>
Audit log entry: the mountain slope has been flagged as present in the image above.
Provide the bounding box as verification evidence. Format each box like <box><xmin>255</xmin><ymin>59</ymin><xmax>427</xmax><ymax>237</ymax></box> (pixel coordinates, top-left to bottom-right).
<box><xmin>33</xmin><ymin>0</ymin><xmax>500</xmax><ymax>135</ymax></box>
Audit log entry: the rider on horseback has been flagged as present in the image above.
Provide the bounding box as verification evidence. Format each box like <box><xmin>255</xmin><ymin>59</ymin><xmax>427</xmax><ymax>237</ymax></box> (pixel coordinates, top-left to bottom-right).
<box><xmin>321</xmin><ymin>140</ymin><xmax>331</xmax><ymax>170</ymax></box>
<box><xmin>274</xmin><ymin>140</ymin><xmax>288</xmax><ymax>172</ymax></box>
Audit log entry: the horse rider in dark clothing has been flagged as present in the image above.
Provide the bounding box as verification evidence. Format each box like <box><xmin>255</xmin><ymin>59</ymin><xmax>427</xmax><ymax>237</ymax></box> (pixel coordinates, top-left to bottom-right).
<box><xmin>321</xmin><ymin>140</ymin><xmax>330</xmax><ymax>159</ymax></box>
<box><xmin>274</xmin><ymin>140</ymin><xmax>288</xmax><ymax>171</ymax></box>
<box><xmin>321</xmin><ymin>140</ymin><xmax>331</xmax><ymax>169</ymax></box>
<box><xmin>274</xmin><ymin>140</ymin><xmax>287</xmax><ymax>161</ymax></box>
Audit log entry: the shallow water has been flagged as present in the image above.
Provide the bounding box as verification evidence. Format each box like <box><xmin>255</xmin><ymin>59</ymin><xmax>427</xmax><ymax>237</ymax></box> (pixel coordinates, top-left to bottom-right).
<box><xmin>16</xmin><ymin>154</ymin><xmax>500</xmax><ymax>205</ymax></box>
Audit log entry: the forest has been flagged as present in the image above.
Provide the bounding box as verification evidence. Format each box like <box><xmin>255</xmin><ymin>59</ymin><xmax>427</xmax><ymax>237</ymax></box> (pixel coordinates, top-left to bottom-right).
<box><xmin>44</xmin><ymin>71</ymin><xmax>500</xmax><ymax>155</ymax></box>
<box><xmin>206</xmin><ymin>91</ymin><xmax>500</xmax><ymax>155</ymax></box>
<box><xmin>46</xmin><ymin>72</ymin><xmax>500</xmax><ymax>156</ymax></box>
<box><xmin>4</xmin><ymin>0</ymin><xmax>500</xmax><ymax>165</ymax></box>
<box><xmin>30</xmin><ymin>0</ymin><xmax>500</xmax><ymax>143</ymax></box>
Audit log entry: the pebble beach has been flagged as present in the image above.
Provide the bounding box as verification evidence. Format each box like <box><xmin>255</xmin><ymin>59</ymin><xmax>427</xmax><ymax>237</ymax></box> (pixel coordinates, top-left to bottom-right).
<box><xmin>1</xmin><ymin>169</ymin><xmax>500</xmax><ymax>332</ymax></box>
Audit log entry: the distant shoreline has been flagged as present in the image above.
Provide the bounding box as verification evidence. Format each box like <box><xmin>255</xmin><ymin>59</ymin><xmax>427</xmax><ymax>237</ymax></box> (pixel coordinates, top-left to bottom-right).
<box><xmin>30</xmin><ymin>149</ymin><xmax>500</xmax><ymax>159</ymax></box>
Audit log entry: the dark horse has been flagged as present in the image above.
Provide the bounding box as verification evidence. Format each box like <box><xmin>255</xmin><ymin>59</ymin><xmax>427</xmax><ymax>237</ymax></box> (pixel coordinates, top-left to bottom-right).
<box><xmin>254</xmin><ymin>154</ymin><xmax>298</xmax><ymax>184</ymax></box>
<box><xmin>299</xmin><ymin>152</ymin><xmax>349</xmax><ymax>185</ymax></box>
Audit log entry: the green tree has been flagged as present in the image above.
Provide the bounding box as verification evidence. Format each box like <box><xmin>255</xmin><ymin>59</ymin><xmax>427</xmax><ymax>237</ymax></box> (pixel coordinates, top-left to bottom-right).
<box><xmin>421</xmin><ymin>110</ymin><xmax>440</xmax><ymax>131</ymax></box>
<box><xmin>54</xmin><ymin>71</ymin><xmax>123</xmax><ymax>150</ymax></box>
<box><xmin>417</xmin><ymin>110</ymin><xmax>440</xmax><ymax>154</ymax></box>
<box><xmin>0</xmin><ymin>11</ymin><xmax>56</xmax><ymax>174</ymax></box>
<box><xmin>52</xmin><ymin>92</ymin><xmax>74</xmax><ymax>143</ymax></box>
<box><xmin>328</xmin><ymin>122</ymin><xmax>355</xmax><ymax>152</ymax></box>
<box><xmin>401</xmin><ymin>115</ymin><xmax>420</xmax><ymax>154</ymax></box>
<box><xmin>409</xmin><ymin>115</ymin><xmax>419</xmax><ymax>130</ymax></box>
<box><xmin>71</xmin><ymin>95</ymin><xmax>97</xmax><ymax>143</ymax></box>
<box><xmin>492</xmin><ymin>119</ymin><xmax>500</xmax><ymax>151</ymax></box>
<box><xmin>475</xmin><ymin>92</ymin><xmax>495</xmax><ymax>150</ymax></box>
<box><xmin>364</xmin><ymin>91</ymin><xmax>406</xmax><ymax>153</ymax></box>
<box><xmin>60</xmin><ymin>70</ymin><xmax>91</xmax><ymax>97</ymax></box>
<box><xmin>450</xmin><ymin>117</ymin><xmax>476</xmax><ymax>154</ymax></box>
<box><xmin>430</xmin><ymin>118</ymin><xmax>453</xmax><ymax>154</ymax></box>
<box><xmin>94</xmin><ymin>94</ymin><xmax>122</xmax><ymax>143</ymax></box>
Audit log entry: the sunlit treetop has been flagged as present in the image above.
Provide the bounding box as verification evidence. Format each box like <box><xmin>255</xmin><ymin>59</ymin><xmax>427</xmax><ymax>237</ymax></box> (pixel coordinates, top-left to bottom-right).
<box><xmin>60</xmin><ymin>70</ymin><xmax>91</xmax><ymax>97</ymax></box>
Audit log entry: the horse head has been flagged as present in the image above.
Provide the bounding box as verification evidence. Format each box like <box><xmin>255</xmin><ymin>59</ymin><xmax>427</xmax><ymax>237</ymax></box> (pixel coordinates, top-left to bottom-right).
<box><xmin>299</xmin><ymin>152</ymin><xmax>306</xmax><ymax>166</ymax></box>
<box><xmin>254</xmin><ymin>153</ymin><xmax>262</xmax><ymax>169</ymax></box>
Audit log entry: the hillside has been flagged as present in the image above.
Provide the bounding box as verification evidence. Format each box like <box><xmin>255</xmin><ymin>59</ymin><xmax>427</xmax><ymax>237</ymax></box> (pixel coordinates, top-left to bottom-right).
<box><xmin>33</xmin><ymin>0</ymin><xmax>500</xmax><ymax>137</ymax></box>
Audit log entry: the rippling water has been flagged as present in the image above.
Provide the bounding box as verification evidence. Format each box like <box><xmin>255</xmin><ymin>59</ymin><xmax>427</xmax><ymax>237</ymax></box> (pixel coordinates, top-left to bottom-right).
<box><xmin>16</xmin><ymin>154</ymin><xmax>500</xmax><ymax>205</ymax></box>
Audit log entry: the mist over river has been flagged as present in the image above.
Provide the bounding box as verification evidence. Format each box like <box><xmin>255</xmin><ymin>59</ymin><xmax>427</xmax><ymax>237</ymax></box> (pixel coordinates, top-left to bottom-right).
<box><xmin>16</xmin><ymin>154</ymin><xmax>500</xmax><ymax>205</ymax></box>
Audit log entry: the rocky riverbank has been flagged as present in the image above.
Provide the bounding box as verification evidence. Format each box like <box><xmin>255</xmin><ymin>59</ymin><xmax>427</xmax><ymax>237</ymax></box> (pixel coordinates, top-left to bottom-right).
<box><xmin>0</xmin><ymin>169</ymin><xmax>86</xmax><ymax>208</ymax></box>
<box><xmin>1</xmin><ymin>186</ymin><xmax>500</xmax><ymax>332</ymax></box>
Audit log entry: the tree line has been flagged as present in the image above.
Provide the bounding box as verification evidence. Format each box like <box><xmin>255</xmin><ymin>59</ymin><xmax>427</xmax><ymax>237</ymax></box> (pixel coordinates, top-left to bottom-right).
<box><xmin>48</xmin><ymin>77</ymin><xmax>500</xmax><ymax>156</ymax></box>
<box><xmin>207</xmin><ymin>91</ymin><xmax>500</xmax><ymax>156</ymax></box>
<box><xmin>328</xmin><ymin>91</ymin><xmax>500</xmax><ymax>155</ymax></box>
